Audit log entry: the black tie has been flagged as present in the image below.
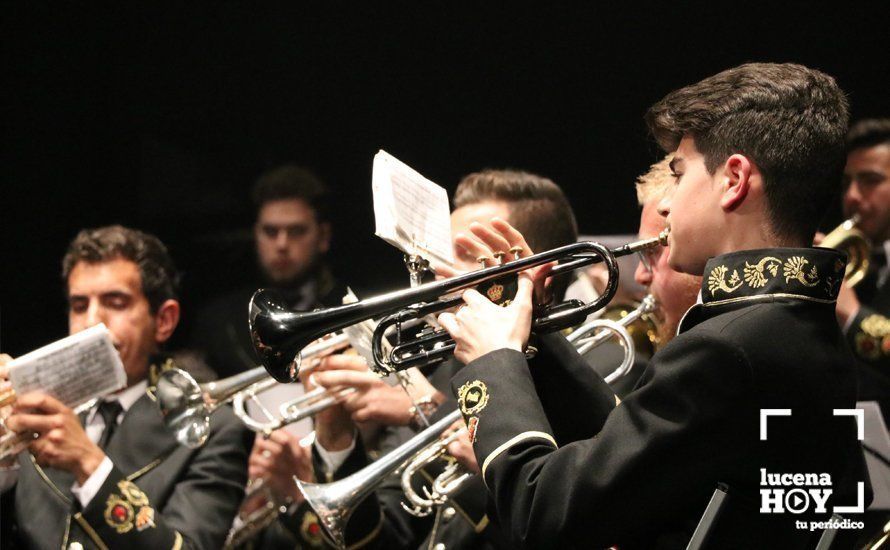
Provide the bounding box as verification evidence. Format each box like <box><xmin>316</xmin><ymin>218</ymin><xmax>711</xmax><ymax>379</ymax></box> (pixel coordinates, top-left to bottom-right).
<box><xmin>96</xmin><ymin>400</ymin><xmax>123</xmax><ymax>450</ymax></box>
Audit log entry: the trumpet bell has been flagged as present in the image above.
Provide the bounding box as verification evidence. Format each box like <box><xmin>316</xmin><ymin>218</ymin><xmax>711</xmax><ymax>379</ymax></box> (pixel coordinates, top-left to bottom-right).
<box><xmin>821</xmin><ymin>216</ymin><xmax>871</xmax><ymax>288</ymax></box>
<box><xmin>156</xmin><ymin>369</ymin><xmax>210</xmax><ymax>449</ymax></box>
<box><xmin>249</xmin><ymin>290</ymin><xmax>307</xmax><ymax>383</ymax></box>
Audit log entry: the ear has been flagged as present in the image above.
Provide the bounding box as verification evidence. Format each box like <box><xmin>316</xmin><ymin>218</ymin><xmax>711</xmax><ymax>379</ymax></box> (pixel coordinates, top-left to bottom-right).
<box><xmin>318</xmin><ymin>221</ymin><xmax>332</xmax><ymax>254</ymax></box>
<box><xmin>719</xmin><ymin>154</ymin><xmax>753</xmax><ymax>211</ymax></box>
<box><xmin>154</xmin><ymin>299</ymin><xmax>180</xmax><ymax>344</ymax></box>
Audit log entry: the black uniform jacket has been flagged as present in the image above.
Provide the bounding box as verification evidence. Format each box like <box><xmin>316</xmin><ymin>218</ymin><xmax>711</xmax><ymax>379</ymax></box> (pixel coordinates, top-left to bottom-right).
<box><xmin>190</xmin><ymin>267</ymin><xmax>346</xmax><ymax>380</ymax></box>
<box><xmin>451</xmin><ymin>248</ymin><xmax>869</xmax><ymax>549</ymax></box>
<box><xmin>11</xmin><ymin>382</ymin><xmax>251</xmax><ymax>549</ymax></box>
<box><xmin>333</xmin><ymin>330</ymin><xmax>619</xmax><ymax>550</ymax></box>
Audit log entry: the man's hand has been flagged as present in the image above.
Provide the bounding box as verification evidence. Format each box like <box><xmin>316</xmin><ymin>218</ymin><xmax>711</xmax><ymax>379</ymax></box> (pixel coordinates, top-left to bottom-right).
<box><xmin>438</xmin><ymin>274</ymin><xmax>534</xmax><ymax>364</ymax></box>
<box><xmin>456</xmin><ymin>217</ymin><xmax>553</xmax><ymax>303</ymax></box>
<box><xmin>6</xmin><ymin>392</ymin><xmax>105</xmax><ymax>484</ymax></box>
<box><xmin>445</xmin><ymin>422</ymin><xmax>480</xmax><ymax>475</ymax></box>
<box><xmin>313</xmin><ymin>356</ymin><xmax>416</xmax><ymax>426</ymax></box>
<box><xmin>0</xmin><ymin>354</ymin><xmax>17</xmax><ymax>468</ymax></box>
<box><xmin>248</xmin><ymin>431</ymin><xmax>312</xmax><ymax>504</ymax></box>
<box><xmin>305</xmin><ymin>355</ymin><xmax>360</xmax><ymax>451</ymax></box>
<box><xmin>835</xmin><ymin>282</ymin><xmax>861</xmax><ymax>326</ymax></box>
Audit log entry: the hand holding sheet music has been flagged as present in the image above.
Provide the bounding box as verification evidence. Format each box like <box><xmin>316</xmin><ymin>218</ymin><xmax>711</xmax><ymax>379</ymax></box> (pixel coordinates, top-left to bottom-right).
<box><xmin>5</xmin><ymin>324</ymin><xmax>127</xmax><ymax>408</ymax></box>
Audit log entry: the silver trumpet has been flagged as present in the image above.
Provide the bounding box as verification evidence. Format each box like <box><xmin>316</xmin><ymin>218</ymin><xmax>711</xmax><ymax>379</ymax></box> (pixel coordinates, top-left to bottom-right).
<box><xmin>0</xmin><ymin>398</ymin><xmax>99</xmax><ymax>461</ymax></box>
<box><xmin>223</xmin><ymin>478</ymin><xmax>285</xmax><ymax>549</ymax></box>
<box><xmin>251</xmin><ymin>232</ymin><xmax>669</xmax><ymax>381</ymax></box>
<box><xmin>566</xmin><ymin>294</ymin><xmax>657</xmax><ymax>384</ymax></box>
<box><xmin>400</xmin><ymin>427</ymin><xmax>471</xmax><ymax>517</ymax></box>
<box><xmin>156</xmin><ymin>333</ymin><xmax>349</xmax><ymax>448</ymax></box>
<box><xmin>233</xmin><ymin>379</ymin><xmax>355</xmax><ymax>435</ymax></box>
<box><xmin>296</xmin><ymin>409</ymin><xmax>462</xmax><ymax>549</ymax></box>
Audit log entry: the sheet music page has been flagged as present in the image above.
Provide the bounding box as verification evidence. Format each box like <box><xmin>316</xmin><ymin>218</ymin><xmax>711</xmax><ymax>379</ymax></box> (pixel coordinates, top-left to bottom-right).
<box><xmin>7</xmin><ymin>324</ymin><xmax>127</xmax><ymax>408</ymax></box>
<box><xmin>372</xmin><ymin>150</ymin><xmax>454</xmax><ymax>266</ymax></box>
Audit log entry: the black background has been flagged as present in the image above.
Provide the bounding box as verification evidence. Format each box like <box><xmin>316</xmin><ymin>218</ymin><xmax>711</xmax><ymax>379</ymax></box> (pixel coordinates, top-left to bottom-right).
<box><xmin>3</xmin><ymin>3</ymin><xmax>888</xmax><ymax>355</ymax></box>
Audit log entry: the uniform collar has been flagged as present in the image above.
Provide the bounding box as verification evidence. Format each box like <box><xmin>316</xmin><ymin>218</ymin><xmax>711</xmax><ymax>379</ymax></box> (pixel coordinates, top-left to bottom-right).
<box><xmin>84</xmin><ymin>380</ymin><xmax>148</xmax><ymax>425</ymax></box>
<box><xmin>700</xmin><ymin>247</ymin><xmax>846</xmax><ymax>306</ymax></box>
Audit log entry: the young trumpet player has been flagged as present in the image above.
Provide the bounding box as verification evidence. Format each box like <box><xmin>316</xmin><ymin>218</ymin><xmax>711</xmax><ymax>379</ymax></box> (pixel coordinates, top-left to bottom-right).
<box><xmin>302</xmin><ymin>169</ymin><xmax>598</xmax><ymax>550</ymax></box>
<box><xmin>439</xmin><ymin>63</ymin><xmax>870</xmax><ymax>547</ymax></box>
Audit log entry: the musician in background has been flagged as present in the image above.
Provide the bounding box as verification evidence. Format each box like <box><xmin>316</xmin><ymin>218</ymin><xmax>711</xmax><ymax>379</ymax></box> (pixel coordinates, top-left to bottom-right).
<box><xmin>191</xmin><ymin>165</ymin><xmax>345</xmax><ymax>380</ymax></box>
<box><xmin>306</xmin><ymin>169</ymin><xmax>603</xmax><ymax>549</ymax></box>
<box><xmin>440</xmin><ymin>63</ymin><xmax>868</xmax><ymax>547</ymax></box>
<box><xmin>632</xmin><ymin>156</ymin><xmax>701</xmax><ymax>346</ymax></box>
<box><xmin>0</xmin><ymin>225</ymin><xmax>250</xmax><ymax>549</ymax></box>
<box><xmin>834</xmin><ymin>119</ymin><xmax>890</xmax><ymax>416</ymax></box>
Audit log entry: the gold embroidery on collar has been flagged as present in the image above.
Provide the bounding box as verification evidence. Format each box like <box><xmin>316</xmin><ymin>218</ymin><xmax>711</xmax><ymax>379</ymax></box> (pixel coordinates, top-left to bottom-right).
<box><xmin>743</xmin><ymin>256</ymin><xmax>781</xmax><ymax>288</ymax></box>
<box><xmin>707</xmin><ymin>265</ymin><xmax>743</xmax><ymax>296</ymax></box>
<box><xmin>708</xmin><ymin>254</ymin><xmax>825</xmax><ymax>296</ymax></box>
<box><xmin>783</xmin><ymin>256</ymin><xmax>819</xmax><ymax>287</ymax></box>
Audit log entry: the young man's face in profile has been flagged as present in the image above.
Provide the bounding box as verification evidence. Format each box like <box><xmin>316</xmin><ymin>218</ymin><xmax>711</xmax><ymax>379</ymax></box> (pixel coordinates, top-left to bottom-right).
<box><xmin>67</xmin><ymin>258</ymin><xmax>160</xmax><ymax>385</ymax></box>
<box><xmin>660</xmin><ymin>137</ymin><xmax>725</xmax><ymax>276</ymax></box>
<box><xmin>255</xmin><ymin>198</ymin><xmax>331</xmax><ymax>286</ymax></box>
<box><xmin>843</xmin><ymin>143</ymin><xmax>890</xmax><ymax>243</ymax></box>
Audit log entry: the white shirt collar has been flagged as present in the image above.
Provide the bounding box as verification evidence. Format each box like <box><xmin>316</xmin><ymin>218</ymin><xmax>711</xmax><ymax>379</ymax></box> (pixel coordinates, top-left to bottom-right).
<box><xmin>114</xmin><ymin>380</ymin><xmax>149</xmax><ymax>412</ymax></box>
<box><xmin>85</xmin><ymin>379</ymin><xmax>148</xmax><ymax>424</ymax></box>
<box><xmin>882</xmin><ymin>239</ymin><xmax>890</xmax><ymax>261</ymax></box>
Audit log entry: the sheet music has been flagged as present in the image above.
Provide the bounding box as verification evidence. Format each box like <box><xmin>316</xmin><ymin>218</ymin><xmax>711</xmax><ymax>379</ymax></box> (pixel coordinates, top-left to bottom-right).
<box><xmin>6</xmin><ymin>324</ymin><xmax>127</xmax><ymax>408</ymax></box>
<box><xmin>372</xmin><ymin>150</ymin><xmax>454</xmax><ymax>266</ymax></box>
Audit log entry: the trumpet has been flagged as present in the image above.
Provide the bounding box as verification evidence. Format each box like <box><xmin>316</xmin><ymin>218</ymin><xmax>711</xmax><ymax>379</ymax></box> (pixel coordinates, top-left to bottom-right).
<box><xmin>567</xmin><ymin>294</ymin><xmax>657</xmax><ymax>384</ymax></box>
<box><xmin>156</xmin><ymin>333</ymin><xmax>349</xmax><ymax>448</ymax></box>
<box><xmin>251</xmin><ymin>232</ymin><xmax>669</xmax><ymax>382</ymax></box>
<box><xmin>821</xmin><ymin>214</ymin><xmax>871</xmax><ymax>288</ymax></box>
<box><xmin>400</xmin><ymin>427</ymin><xmax>471</xmax><ymax>517</ymax></box>
<box><xmin>295</xmin><ymin>408</ymin><xmax>462</xmax><ymax>548</ymax></box>
<box><xmin>223</xmin><ymin>478</ymin><xmax>285</xmax><ymax>549</ymax></box>
<box><xmin>0</xmin><ymin>397</ymin><xmax>98</xmax><ymax>461</ymax></box>
<box><xmin>232</xmin><ymin>378</ymin><xmax>355</xmax><ymax>435</ymax></box>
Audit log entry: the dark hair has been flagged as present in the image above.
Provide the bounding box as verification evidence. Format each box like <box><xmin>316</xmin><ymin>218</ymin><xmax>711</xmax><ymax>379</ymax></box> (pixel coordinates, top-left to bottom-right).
<box><xmin>645</xmin><ymin>62</ymin><xmax>849</xmax><ymax>244</ymax></box>
<box><xmin>453</xmin><ymin>169</ymin><xmax>578</xmax><ymax>253</ymax></box>
<box><xmin>847</xmin><ymin>118</ymin><xmax>890</xmax><ymax>153</ymax></box>
<box><xmin>62</xmin><ymin>225</ymin><xmax>179</xmax><ymax>313</ymax></box>
<box><xmin>453</xmin><ymin>169</ymin><xmax>578</xmax><ymax>300</ymax></box>
<box><xmin>251</xmin><ymin>165</ymin><xmax>331</xmax><ymax>223</ymax></box>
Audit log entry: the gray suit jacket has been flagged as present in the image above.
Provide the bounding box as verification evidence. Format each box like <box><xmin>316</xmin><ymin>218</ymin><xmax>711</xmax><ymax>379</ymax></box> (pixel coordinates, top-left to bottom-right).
<box><xmin>13</xmin><ymin>389</ymin><xmax>250</xmax><ymax>549</ymax></box>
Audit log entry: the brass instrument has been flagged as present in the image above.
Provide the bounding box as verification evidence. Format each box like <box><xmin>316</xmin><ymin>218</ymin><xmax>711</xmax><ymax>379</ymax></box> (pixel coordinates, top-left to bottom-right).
<box><xmin>598</xmin><ymin>296</ymin><xmax>661</xmax><ymax>354</ymax></box>
<box><xmin>0</xmin><ymin>397</ymin><xmax>98</xmax><ymax>460</ymax></box>
<box><xmin>251</xmin><ymin>232</ymin><xmax>669</xmax><ymax>382</ymax></box>
<box><xmin>567</xmin><ymin>294</ymin><xmax>657</xmax><ymax>383</ymax></box>
<box><xmin>156</xmin><ymin>333</ymin><xmax>349</xmax><ymax>448</ymax></box>
<box><xmin>232</xmin><ymin>379</ymin><xmax>355</xmax><ymax>435</ymax></box>
<box><xmin>295</xmin><ymin>409</ymin><xmax>463</xmax><ymax>548</ymax></box>
<box><xmin>223</xmin><ymin>478</ymin><xmax>285</xmax><ymax>549</ymax></box>
<box><xmin>822</xmin><ymin>214</ymin><xmax>871</xmax><ymax>288</ymax></box>
<box><xmin>400</xmin><ymin>427</ymin><xmax>470</xmax><ymax>517</ymax></box>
